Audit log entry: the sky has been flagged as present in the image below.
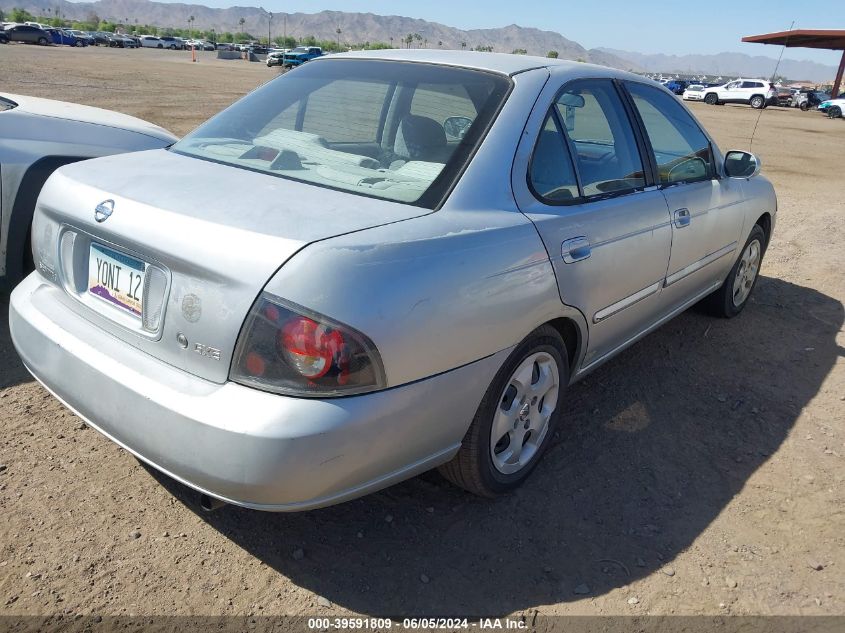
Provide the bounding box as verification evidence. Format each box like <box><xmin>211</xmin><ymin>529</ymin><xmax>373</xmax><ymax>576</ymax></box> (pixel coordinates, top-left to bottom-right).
<box><xmin>71</xmin><ymin>0</ymin><xmax>843</xmax><ymax>66</ymax></box>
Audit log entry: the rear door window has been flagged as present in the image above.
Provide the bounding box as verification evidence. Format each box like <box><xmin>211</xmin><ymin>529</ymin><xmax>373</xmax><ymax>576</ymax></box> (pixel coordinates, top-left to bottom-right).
<box><xmin>554</xmin><ymin>80</ymin><xmax>646</xmax><ymax>197</ymax></box>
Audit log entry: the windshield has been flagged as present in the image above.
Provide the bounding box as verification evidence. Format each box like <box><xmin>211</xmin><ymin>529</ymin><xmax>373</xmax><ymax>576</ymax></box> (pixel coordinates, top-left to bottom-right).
<box><xmin>172</xmin><ymin>59</ymin><xmax>510</xmax><ymax>207</ymax></box>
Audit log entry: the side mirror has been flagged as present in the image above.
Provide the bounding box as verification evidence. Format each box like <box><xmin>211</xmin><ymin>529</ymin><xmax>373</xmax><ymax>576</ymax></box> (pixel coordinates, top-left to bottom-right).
<box><xmin>557</xmin><ymin>93</ymin><xmax>585</xmax><ymax>108</ymax></box>
<box><xmin>724</xmin><ymin>150</ymin><xmax>762</xmax><ymax>179</ymax></box>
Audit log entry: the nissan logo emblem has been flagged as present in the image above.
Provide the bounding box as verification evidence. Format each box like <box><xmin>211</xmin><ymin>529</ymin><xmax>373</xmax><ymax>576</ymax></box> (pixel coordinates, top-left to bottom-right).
<box><xmin>94</xmin><ymin>199</ymin><xmax>114</xmax><ymax>223</ymax></box>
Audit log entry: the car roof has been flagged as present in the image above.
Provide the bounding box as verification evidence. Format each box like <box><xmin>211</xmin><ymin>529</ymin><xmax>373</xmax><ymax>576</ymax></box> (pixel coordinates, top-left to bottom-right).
<box><xmin>325</xmin><ymin>49</ymin><xmax>619</xmax><ymax>77</ymax></box>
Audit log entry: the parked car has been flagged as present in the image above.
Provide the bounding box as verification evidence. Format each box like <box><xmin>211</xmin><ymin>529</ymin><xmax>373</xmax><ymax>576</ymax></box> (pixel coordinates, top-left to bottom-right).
<box><xmin>138</xmin><ymin>35</ymin><xmax>164</xmax><ymax>48</ymax></box>
<box><xmin>819</xmin><ymin>97</ymin><xmax>844</xmax><ymax>118</ymax></box>
<box><xmin>266</xmin><ymin>51</ymin><xmax>285</xmax><ymax>66</ymax></box>
<box><xmin>159</xmin><ymin>36</ymin><xmax>185</xmax><ymax>49</ymax></box>
<box><xmin>216</xmin><ymin>42</ymin><xmax>234</xmax><ymax>51</ymax></box>
<box><xmin>282</xmin><ymin>45</ymin><xmax>323</xmax><ymax>67</ymax></box>
<box><xmin>67</xmin><ymin>29</ymin><xmax>96</xmax><ymax>45</ymax></box>
<box><xmin>682</xmin><ymin>84</ymin><xmax>706</xmax><ymax>101</ymax></box>
<box><xmin>0</xmin><ymin>93</ymin><xmax>176</xmax><ymax>284</ymax></box>
<box><xmin>9</xmin><ymin>51</ymin><xmax>776</xmax><ymax>512</ymax></box>
<box><xmin>109</xmin><ymin>33</ymin><xmax>137</xmax><ymax>48</ymax></box>
<box><xmin>702</xmin><ymin>79</ymin><xmax>776</xmax><ymax>109</ymax></box>
<box><xmin>664</xmin><ymin>80</ymin><xmax>689</xmax><ymax>95</ymax></box>
<box><xmin>793</xmin><ymin>90</ymin><xmax>831</xmax><ymax>111</ymax></box>
<box><xmin>87</xmin><ymin>31</ymin><xmax>113</xmax><ymax>46</ymax></box>
<box><xmin>46</xmin><ymin>28</ymin><xmax>87</xmax><ymax>47</ymax></box>
<box><xmin>0</xmin><ymin>24</ymin><xmax>50</xmax><ymax>45</ymax></box>
<box><xmin>773</xmin><ymin>87</ymin><xmax>793</xmax><ymax>106</ymax></box>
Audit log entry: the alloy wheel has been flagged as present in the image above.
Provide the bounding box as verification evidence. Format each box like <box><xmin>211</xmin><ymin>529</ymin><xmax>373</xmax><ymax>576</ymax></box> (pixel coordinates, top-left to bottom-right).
<box><xmin>490</xmin><ymin>351</ymin><xmax>560</xmax><ymax>475</ymax></box>
<box><xmin>732</xmin><ymin>239</ymin><xmax>761</xmax><ymax>307</ymax></box>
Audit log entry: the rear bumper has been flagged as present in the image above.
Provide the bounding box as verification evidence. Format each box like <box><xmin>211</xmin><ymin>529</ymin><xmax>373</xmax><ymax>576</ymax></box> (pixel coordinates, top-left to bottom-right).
<box><xmin>9</xmin><ymin>273</ymin><xmax>506</xmax><ymax>511</ymax></box>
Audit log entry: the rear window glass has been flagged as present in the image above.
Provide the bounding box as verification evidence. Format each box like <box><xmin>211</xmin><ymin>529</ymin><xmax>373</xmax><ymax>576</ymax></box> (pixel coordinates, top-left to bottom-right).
<box><xmin>173</xmin><ymin>60</ymin><xmax>510</xmax><ymax>208</ymax></box>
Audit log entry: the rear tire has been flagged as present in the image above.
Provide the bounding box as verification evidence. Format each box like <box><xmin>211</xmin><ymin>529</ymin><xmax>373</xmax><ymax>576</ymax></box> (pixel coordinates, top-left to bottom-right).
<box><xmin>438</xmin><ymin>325</ymin><xmax>569</xmax><ymax>497</ymax></box>
<box><xmin>750</xmin><ymin>95</ymin><xmax>764</xmax><ymax>109</ymax></box>
<box><xmin>701</xmin><ymin>224</ymin><xmax>766</xmax><ymax>318</ymax></box>
<box><xmin>704</xmin><ymin>93</ymin><xmax>719</xmax><ymax>105</ymax></box>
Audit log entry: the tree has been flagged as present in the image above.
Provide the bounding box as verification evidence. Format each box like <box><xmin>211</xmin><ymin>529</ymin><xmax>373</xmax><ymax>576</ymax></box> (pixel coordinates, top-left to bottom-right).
<box><xmin>238</xmin><ymin>17</ymin><xmax>245</xmax><ymax>33</ymax></box>
<box><xmin>404</xmin><ymin>33</ymin><xmax>413</xmax><ymax>48</ymax></box>
<box><xmin>10</xmin><ymin>8</ymin><xmax>35</xmax><ymax>22</ymax></box>
<box><xmin>547</xmin><ymin>50</ymin><xmax>559</xmax><ymax>58</ymax></box>
<box><xmin>0</xmin><ymin>9</ymin><xmax>5</xmax><ymax>22</ymax></box>
<box><xmin>460</xmin><ymin>41</ymin><xmax>466</xmax><ymax>49</ymax></box>
<box><xmin>187</xmin><ymin>15</ymin><xmax>195</xmax><ymax>38</ymax></box>
<box><xmin>437</xmin><ymin>40</ymin><xmax>442</xmax><ymax>47</ymax></box>
<box><xmin>511</xmin><ymin>48</ymin><xmax>527</xmax><ymax>55</ymax></box>
<box><xmin>336</xmin><ymin>27</ymin><xmax>341</xmax><ymax>49</ymax></box>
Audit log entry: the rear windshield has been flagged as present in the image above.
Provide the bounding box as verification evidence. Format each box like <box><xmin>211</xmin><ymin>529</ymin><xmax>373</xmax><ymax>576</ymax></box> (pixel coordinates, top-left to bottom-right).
<box><xmin>172</xmin><ymin>59</ymin><xmax>511</xmax><ymax>208</ymax></box>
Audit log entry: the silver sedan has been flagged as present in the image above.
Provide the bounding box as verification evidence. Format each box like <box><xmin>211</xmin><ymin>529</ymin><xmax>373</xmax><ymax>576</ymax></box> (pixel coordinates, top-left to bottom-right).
<box><xmin>9</xmin><ymin>50</ymin><xmax>776</xmax><ymax>511</ymax></box>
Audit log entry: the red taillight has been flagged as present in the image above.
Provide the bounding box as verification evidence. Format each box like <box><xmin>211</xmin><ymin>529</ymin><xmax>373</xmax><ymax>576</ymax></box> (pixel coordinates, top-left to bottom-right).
<box><xmin>231</xmin><ymin>294</ymin><xmax>385</xmax><ymax>397</ymax></box>
<box><xmin>278</xmin><ymin>316</ymin><xmax>345</xmax><ymax>379</ymax></box>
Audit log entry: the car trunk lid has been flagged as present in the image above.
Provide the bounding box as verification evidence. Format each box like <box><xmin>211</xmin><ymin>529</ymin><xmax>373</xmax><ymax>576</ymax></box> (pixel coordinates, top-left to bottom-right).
<box><xmin>34</xmin><ymin>149</ymin><xmax>431</xmax><ymax>383</ymax></box>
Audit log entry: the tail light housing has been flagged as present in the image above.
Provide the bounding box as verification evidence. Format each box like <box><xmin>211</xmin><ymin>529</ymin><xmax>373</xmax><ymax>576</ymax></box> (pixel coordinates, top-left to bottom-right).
<box><xmin>231</xmin><ymin>294</ymin><xmax>386</xmax><ymax>397</ymax></box>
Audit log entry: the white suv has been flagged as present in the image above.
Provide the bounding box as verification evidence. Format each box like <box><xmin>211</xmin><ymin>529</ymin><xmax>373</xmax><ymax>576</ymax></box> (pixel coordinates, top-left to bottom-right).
<box><xmin>703</xmin><ymin>79</ymin><xmax>776</xmax><ymax>109</ymax></box>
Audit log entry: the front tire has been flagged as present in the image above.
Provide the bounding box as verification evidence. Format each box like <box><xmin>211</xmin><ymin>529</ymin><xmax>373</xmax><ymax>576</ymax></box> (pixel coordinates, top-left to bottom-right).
<box><xmin>439</xmin><ymin>325</ymin><xmax>568</xmax><ymax>497</ymax></box>
<box><xmin>704</xmin><ymin>93</ymin><xmax>719</xmax><ymax>105</ymax></box>
<box><xmin>701</xmin><ymin>225</ymin><xmax>766</xmax><ymax>318</ymax></box>
<box><xmin>828</xmin><ymin>105</ymin><xmax>842</xmax><ymax>119</ymax></box>
<box><xmin>37</xmin><ymin>37</ymin><xmax>48</xmax><ymax>46</ymax></box>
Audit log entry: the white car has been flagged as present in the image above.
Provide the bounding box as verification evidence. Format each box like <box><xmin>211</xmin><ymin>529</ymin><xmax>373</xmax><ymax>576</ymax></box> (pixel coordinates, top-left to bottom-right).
<box><xmin>682</xmin><ymin>84</ymin><xmax>706</xmax><ymax>101</ymax></box>
<box><xmin>819</xmin><ymin>97</ymin><xmax>845</xmax><ymax>118</ymax></box>
<box><xmin>701</xmin><ymin>79</ymin><xmax>776</xmax><ymax>109</ymax></box>
<box><xmin>138</xmin><ymin>35</ymin><xmax>165</xmax><ymax>48</ymax></box>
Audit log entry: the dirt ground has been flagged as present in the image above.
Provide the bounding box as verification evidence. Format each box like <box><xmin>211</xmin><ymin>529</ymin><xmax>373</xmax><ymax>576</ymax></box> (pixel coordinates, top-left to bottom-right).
<box><xmin>0</xmin><ymin>45</ymin><xmax>843</xmax><ymax>621</ymax></box>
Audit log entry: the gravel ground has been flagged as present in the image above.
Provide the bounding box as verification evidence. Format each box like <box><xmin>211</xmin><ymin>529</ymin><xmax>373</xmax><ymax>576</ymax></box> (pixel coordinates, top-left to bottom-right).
<box><xmin>0</xmin><ymin>45</ymin><xmax>843</xmax><ymax>620</ymax></box>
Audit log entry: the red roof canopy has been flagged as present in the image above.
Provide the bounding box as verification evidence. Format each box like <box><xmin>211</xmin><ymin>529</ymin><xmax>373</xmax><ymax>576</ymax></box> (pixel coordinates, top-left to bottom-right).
<box><xmin>742</xmin><ymin>29</ymin><xmax>845</xmax><ymax>50</ymax></box>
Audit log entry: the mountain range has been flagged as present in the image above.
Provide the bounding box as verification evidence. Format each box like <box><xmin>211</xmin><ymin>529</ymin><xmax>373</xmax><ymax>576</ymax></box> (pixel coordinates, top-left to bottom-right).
<box><xmin>597</xmin><ymin>48</ymin><xmax>838</xmax><ymax>83</ymax></box>
<box><xmin>2</xmin><ymin>0</ymin><xmax>838</xmax><ymax>81</ymax></box>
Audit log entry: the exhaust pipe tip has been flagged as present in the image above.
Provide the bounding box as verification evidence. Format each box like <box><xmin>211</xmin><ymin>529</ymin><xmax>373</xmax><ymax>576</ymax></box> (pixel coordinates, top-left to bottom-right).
<box><xmin>199</xmin><ymin>493</ymin><xmax>227</xmax><ymax>512</ymax></box>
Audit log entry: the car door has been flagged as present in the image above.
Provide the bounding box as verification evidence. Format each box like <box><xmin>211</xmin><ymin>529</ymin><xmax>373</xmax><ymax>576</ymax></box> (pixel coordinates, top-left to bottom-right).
<box><xmin>623</xmin><ymin>81</ymin><xmax>746</xmax><ymax>308</ymax></box>
<box><xmin>721</xmin><ymin>81</ymin><xmax>742</xmax><ymax>103</ymax></box>
<box><xmin>513</xmin><ymin>77</ymin><xmax>673</xmax><ymax>369</ymax></box>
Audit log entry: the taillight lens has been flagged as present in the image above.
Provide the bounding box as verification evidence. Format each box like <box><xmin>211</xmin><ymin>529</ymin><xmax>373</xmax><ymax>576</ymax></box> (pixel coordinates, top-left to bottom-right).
<box><xmin>231</xmin><ymin>294</ymin><xmax>385</xmax><ymax>397</ymax></box>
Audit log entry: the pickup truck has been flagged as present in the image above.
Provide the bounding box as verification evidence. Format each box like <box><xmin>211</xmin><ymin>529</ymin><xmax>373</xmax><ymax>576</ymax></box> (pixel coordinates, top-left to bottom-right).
<box><xmin>282</xmin><ymin>46</ymin><xmax>324</xmax><ymax>68</ymax></box>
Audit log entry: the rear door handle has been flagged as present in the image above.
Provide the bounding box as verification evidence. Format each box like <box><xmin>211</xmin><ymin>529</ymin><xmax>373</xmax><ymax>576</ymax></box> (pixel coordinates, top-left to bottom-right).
<box><xmin>673</xmin><ymin>208</ymin><xmax>691</xmax><ymax>228</ymax></box>
<box><xmin>562</xmin><ymin>236</ymin><xmax>591</xmax><ymax>264</ymax></box>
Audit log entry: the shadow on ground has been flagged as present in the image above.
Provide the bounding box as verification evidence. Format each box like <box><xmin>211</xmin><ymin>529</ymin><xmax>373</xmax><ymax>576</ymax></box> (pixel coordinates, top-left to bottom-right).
<box><xmin>0</xmin><ymin>293</ymin><xmax>33</xmax><ymax>389</ymax></box>
<box><xmin>132</xmin><ymin>276</ymin><xmax>845</xmax><ymax>615</ymax></box>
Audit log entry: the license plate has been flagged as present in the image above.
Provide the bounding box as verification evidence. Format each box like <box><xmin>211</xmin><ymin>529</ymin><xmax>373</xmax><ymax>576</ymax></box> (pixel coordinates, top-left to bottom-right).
<box><xmin>88</xmin><ymin>243</ymin><xmax>146</xmax><ymax>318</ymax></box>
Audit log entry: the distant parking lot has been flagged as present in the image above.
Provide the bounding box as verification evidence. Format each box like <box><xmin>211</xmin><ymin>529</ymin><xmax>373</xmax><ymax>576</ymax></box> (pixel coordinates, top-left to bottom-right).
<box><xmin>1</xmin><ymin>44</ymin><xmax>843</xmax><ymax>619</ymax></box>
